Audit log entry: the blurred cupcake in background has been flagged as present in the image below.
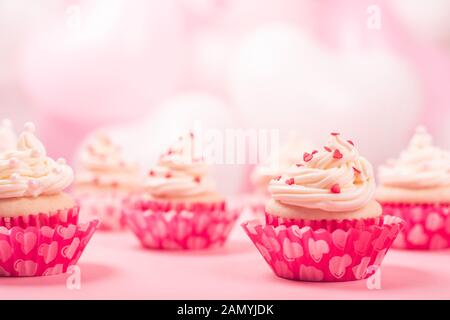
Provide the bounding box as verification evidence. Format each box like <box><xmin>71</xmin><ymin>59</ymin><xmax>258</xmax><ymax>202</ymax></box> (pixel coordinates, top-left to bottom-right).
<box><xmin>0</xmin><ymin>119</ymin><xmax>17</xmax><ymax>152</ymax></box>
<box><xmin>243</xmin><ymin>132</ymin><xmax>404</xmax><ymax>282</ymax></box>
<box><xmin>74</xmin><ymin>130</ymin><xmax>142</xmax><ymax>230</ymax></box>
<box><xmin>124</xmin><ymin>132</ymin><xmax>240</xmax><ymax>250</ymax></box>
<box><xmin>0</xmin><ymin>122</ymin><xmax>98</xmax><ymax>277</ymax></box>
<box><xmin>249</xmin><ymin>134</ymin><xmax>315</xmax><ymax>216</ymax></box>
<box><xmin>377</xmin><ymin>126</ymin><xmax>450</xmax><ymax>250</ymax></box>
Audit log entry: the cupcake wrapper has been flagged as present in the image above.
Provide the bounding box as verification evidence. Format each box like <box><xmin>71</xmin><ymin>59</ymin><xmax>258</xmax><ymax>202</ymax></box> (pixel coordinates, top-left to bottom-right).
<box><xmin>0</xmin><ymin>207</ymin><xmax>79</xmax><ymax>229</ymax></box>
<box><xmin>381</xmin><ymin>202</ymin><xmax>450</xmax><ymax>250</ymax></box>
<box><xmin>266</xmin><ymin>212</ymin><xmax>384</xmax><ymax>232</ymax></box>
<box><xmin>242</xmin><ymin>215</ymin><xmax>404</xmax><ymax>282</ymax></box>
<box><xmin>0</xmin><ymin>219</ymin><xmax>99</xmax><ymax>277</ymax></box>
<box><xmin>76</xmin><ymin>192</ymin><xmax>127</xmax><ymax>231</ymax></box>
<box><xmin>124</xmin><ymin>199</ymin><xmax>240</xmax><ymax>250</ymax></box>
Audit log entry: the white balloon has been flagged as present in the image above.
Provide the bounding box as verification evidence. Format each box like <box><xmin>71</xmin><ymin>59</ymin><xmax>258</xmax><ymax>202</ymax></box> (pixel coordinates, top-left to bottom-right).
<box><xmin>228</xmin><ymin>23</ymin><xmax>423</xmax><ymax>167</ymax></box>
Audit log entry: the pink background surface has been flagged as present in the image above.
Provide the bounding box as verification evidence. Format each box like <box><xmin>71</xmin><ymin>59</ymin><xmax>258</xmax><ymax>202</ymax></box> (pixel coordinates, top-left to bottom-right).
<box><xmin>1</xmin><ymin>212</ymin><xmax>450</xmax><ymax>300</ymax></box>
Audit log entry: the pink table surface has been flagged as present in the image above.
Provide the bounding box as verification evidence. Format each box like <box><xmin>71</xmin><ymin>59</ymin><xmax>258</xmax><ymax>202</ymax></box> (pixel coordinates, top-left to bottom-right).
<box><xmin>1</xmin><ymin>212</ymin><xmax>450</xmax><ymax>300</ymax></box>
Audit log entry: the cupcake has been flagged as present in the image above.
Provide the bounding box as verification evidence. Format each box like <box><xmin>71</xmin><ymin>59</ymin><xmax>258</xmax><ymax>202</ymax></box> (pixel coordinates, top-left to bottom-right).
<box><xmin>0</xmin><ymin>119</ymin><xmax>17</xmax><ymax>152</ymax></box>
<box><xmin>0</xmin><ymin>122</ymin><xmax>98</xmax><ymax>277</ymax></box>
<box><xmin>124</xmin><ymin>132</ymin><xmax>240</xmax><ymax>250</ymax></box>
<box><xmin>249</xmin><ymin>135</ymin><xmax>315</xmax><ymax>216</ymax></box>
<box><xmin>73</xmin><ymin>131</ymin><xmax>142</xmax><ymax>230</ymax></box>
<box><xmin>377</xmin><ymin>126</ymin><xmax>450</xmax><ymax>250</ymax></box>
<box><xmin>242</xmin><ymin>132</ymin><xmax>404</xmax><ymax>282</ymax></box>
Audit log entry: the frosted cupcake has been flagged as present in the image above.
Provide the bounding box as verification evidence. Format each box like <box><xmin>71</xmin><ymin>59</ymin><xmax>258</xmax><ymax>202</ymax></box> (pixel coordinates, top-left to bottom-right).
<box><xmin>0</xmin><ymin>122</ymin><xmax>98</xmax><ymax>277</ymax></box>
<box><xmin>242</xmin><ymin>132</ymin><xmax>404</xmax><ymax>282</ymax></box>
<box><xmin>249</xmin><ymin>136</ymin><xmax>315</xmax><ymax>215</ymax></box>
<box><xmin>74</xmin><ymin>131</ymin><xmax>142</xmax><ymax>230</ymax></box>
<box><xmin>0</xmin><ymin>119</ymin><xmax>17</xmax><ymax>152</ymax></box>
<box><xmin>377</xmin><ymin>126</ymin><xmax>450</xmax><ymax>250</ymax></box>
<box><xmin>124</xmin><ymin>132</ymin><xmax>239</xmax><ymax>250</ymax></box>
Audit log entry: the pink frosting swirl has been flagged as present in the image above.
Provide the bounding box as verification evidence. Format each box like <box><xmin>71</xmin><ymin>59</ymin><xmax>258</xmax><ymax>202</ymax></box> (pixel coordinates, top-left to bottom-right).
<box><xmin>145</xmin><ymin>132</ymin><xmax>215</xmax><ymax>197</ymax></box>
<box><xmin>268</xmin><ymin>133</ymin><xmax>375</xmax><ymax>212</ymax></box>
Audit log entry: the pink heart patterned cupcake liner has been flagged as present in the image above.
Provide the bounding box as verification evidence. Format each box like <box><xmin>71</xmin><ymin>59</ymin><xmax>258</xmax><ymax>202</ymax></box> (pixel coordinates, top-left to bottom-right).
<box><xmin>124</xmin><ymin>198</ymin><xmax>240</xmax><ymax>250</ymax></box>
<box><xmin>0</xmin><ymin>207</ymin><xmax>79</xmax><ymax>229</ymax></box>
<box><xmin>381</xmin><ymin>202</ymin><xmax>450</xmax><ymax>250</ymax></box>
<box><xmin>0</xmin><ymin>218</ymin><xmax>99</xmax><ymax>277</ymax></box>
<box><xmin>75</xmin><ymin>192</ymin><xmax>127</xmax><ymax>231</ymax></box>
<box><xmin>242</xmin><ymin>215</ymin><xmax>404</xmax><ymax>282</ymax></box>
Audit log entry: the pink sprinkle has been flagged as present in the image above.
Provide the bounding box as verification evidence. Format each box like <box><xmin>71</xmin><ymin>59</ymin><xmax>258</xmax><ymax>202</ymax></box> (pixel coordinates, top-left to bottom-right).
<box><xmin>333</xmin><ymin>149</ymin><xmax>343</xmax><ymax>159</ymax></box>
<box><xmin>330</xmin><ymin>184</ymin><xmax>341</xmax><ymax>194</ymax></box>
<box><xmin>285</xmin><ymin>178</ymin><xmax>295</xmax><ymax>185</ymax></box>
<box><xmin>324</xmin><ymin>146</ymin><xmax>332</xmax><ymax>152</ymax></box>
<box><xmin>303</xmin><ymin>152</ymin><xmax>313</xmax><ymax>162</ymax></box>
<box><xmin>331</xmin><ymin>132</ymin><xmax>340</xmax><ymax>136</ymax></box>
<box><xmin>347</xmin><ymin>140</ymin><xmax>355</xmax><ymax>146</ymax></box>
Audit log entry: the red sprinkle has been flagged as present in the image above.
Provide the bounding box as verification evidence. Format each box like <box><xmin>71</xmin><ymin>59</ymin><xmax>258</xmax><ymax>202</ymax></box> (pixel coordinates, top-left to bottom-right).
<box><xmin>324</xmin><ymin>146</ymin><xmax>332</xmax><ymax>152</ymax></box>
<box><xmin>311</xmin><ymin>150</ymin><xmax>318</xmax><ymax>155</ymax></box>
<box><xmin>331</xmin><ymin>132</ymin><xmax>340</xmax><ymax>136</ymax></box>
<box><xmin>285</xmin><ymin>178</ymin><xmax>295</xmax><ymax>185</ymax></box>
<box><xmin>333</xmin><ymin>149</ymin><xmax>343</xmax><ymax>159</ymax></box>
<box><xmin>296</xmin><ymin>163</ymin><xmax>304</xmax><ymax>167</ymax></box>
<box><xmin>303</xmin><ymin>152</ymin><xmax>313</xmax><ymax>162</ymax></box>
<box><xmin>194</xmin><ymin>176</ymin><xmax>201</xmax><ymax>183</ymax></box>
<box><xmin>149</xmin><ymin>170</ymin><xmax>155</xmax><ymax>176</ymax></box>
<box><xmin>353</xmin><ymin>167</ymin><xmax>361</xmax><ymax>174</ymax></box>
<box><xmin>167</xmin><ymin>149</ymin><xmax>173</xmax><ymax>155</ymax></box>
<box><xmin>330</xmin><ymin>183</ymin><xmax>341</xmax><ymax>194</ymax></box>
<box><xmin>347</xmin><ymin>140</ymin><xmax>355</xmax><ymax>146</ymax></box>
<box><xmin>275</xmin><ymin>176</ymin><xmax>282</xmax><ymax>181</ymax></box>
<box><xmin>165</xmin><ymin>172</ymin><xmax>172</xmax><ymax>179</ymax></box>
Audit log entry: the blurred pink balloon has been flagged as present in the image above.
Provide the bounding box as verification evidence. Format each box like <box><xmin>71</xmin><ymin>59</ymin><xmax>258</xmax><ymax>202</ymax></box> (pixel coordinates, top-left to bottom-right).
<box><xmin>20</xmin><ymin>0</ymin><xmax>185</xmax><ymax>126</ymax></box>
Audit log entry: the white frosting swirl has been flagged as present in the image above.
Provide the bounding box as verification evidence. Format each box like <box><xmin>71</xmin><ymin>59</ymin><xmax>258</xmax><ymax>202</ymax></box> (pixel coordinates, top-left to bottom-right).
<box><xmin>145</xmin><ymin>132</ymin><xmax>215</xmax><ymax>197</ymax></box>
<box><xmin>251</xmin><ymin>136</ymin><xmax>315</xmax><ymax>191</ymax></box>
<box><xmin>76</xmin><ymin>131</ymin><xmax>141</xmax><ymax>189</ymax></box>
<box><xmin>0</xmin><ymin>122</ymin><xmax>74</xmax><ymax>199</ymax></box>
<box><xmin>0</xmin><ymin>119</ymin><xmax>17</xmax><ymax>152</ymax></box>
<box><xmin>379</xmin><ymin>126</ymin><xmax>450</xmax><ymax>189</ymax></box>
<box><xmin>268</xmin><ymin>133</ymin><xmax>375</xmax><ymax>212</ymax></box>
